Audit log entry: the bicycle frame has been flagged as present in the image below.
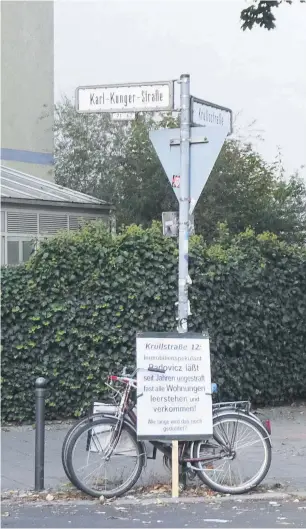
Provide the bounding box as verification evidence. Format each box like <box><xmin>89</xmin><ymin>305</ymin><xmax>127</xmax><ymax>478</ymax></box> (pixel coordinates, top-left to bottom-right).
<box><xmin>81</xmin><ymin>363</ymin><xmax>271</xmax><ymax>476</ymax></box>
<box><xmin>99</xmin><ymin>377</ymin><xmax>266</xmax><ymax>468</ymax></box>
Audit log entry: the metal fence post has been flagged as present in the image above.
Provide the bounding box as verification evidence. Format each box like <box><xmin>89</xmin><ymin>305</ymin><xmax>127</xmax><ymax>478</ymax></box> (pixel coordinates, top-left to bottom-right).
<box><xmin>34</xmin><ymin>377</ymin><xmax>47</xmax><ymax>491</ymax></box>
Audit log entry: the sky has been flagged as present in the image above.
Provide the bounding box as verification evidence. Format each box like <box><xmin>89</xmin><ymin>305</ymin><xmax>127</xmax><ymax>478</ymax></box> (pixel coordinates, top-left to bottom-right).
<box><xmin>55</xmin><ymin>0</ymin><xmax>306</xmax><ymax>179</ymax></box>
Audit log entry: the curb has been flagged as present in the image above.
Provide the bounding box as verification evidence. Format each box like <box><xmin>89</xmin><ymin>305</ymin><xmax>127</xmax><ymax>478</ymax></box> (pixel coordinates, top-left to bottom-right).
<box><xmin>102</xmin><ymin>491</ymin><xmax>306</xmax><ymax>506</ymax></box>
<box><xmin>2</xmin><ymin>490</ymin><xmax>306</xmax><ymax>506</ymax></box>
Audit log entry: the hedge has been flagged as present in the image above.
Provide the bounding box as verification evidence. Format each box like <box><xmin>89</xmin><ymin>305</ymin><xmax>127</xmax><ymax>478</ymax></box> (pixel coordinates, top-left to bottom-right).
<box><xmin>1</xmin><ymin>222</ymin><xmax>306</xmax><ymax>422</ymax></box>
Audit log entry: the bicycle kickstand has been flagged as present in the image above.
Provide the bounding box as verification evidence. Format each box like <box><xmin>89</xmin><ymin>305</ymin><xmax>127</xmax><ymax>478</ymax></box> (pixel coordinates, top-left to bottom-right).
<box><xmin>179</xmin><ymin>462</ymin><xmax>188</xmax><ymax>490</ymax></box>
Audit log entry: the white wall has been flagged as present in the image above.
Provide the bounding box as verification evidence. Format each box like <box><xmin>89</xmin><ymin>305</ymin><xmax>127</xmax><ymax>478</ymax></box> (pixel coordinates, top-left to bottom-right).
<box><xmin>1</xmin><ymin>1</ymin><xmax>54</xmax><ymax>180</ymax></box>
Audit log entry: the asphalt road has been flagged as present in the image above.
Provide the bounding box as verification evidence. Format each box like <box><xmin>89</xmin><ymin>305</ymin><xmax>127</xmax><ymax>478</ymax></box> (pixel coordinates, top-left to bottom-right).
<box><xmin>2</xmin><ymin>499</ymin><xmax>306</xmax><ymax>528</ymax></box>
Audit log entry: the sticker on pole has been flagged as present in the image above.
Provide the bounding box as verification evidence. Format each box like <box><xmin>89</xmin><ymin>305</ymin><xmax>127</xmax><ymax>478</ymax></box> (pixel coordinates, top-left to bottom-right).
<box><xmin>172</xmin><ymin>175</ymin><xmax>180</xmax><ymax>188</ymax></box>
<box><xmin>136</xmin><ymin>332</ymin><xmax>213</xmax><ymax>440</ymax></box>
<box><xmin>162</xmin><ymin>211</ymin><xmax>194</xmax><ymax>237</ymax></box>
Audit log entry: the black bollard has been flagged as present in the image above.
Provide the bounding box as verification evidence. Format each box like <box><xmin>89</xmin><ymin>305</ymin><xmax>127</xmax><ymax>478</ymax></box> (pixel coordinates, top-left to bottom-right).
<box><xmin>34</xmin><ymin>377</ymin><xmax>47</xmax><ymax>491</ymax></box>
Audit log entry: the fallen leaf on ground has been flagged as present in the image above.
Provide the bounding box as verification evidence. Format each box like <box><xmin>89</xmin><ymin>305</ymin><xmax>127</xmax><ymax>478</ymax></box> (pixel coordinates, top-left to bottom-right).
<box><xmin>46</xmin><ymin>494</ymin><xmax>54</xmax><ymax>501</ymax></box>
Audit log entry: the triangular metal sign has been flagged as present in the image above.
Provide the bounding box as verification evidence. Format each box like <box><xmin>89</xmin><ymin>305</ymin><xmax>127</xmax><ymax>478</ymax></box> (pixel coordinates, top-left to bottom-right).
<box><xmin>150</xmin><ymin>126</ymin><xmax>227</xmax><ymax>213</ymax></box>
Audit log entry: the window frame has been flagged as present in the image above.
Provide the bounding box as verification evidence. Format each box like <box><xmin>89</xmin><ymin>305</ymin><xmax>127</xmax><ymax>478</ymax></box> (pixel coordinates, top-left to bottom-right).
<box><xmin>5</xmin><ymin>235</ymin><xmax>37</xmax><ymax>265</ymax></box>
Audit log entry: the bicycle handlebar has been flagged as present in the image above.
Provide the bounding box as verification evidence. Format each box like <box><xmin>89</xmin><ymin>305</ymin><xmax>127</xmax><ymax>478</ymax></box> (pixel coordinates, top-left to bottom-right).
<box><xmin>121</xmin><ymin>366</ymin><xmax>166</xmax><ymax>377</ymax></box>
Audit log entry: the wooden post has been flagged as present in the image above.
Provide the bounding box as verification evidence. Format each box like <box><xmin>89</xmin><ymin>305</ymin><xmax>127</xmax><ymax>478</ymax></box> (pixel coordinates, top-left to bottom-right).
<box><xmin>171</xmin><ymin>440</ymin><xmax>179</xmax><ymax>498</ymax></box>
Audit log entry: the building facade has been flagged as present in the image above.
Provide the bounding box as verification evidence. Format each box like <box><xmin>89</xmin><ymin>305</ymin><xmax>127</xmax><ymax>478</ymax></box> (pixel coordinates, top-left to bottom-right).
<box><xmin>1</xmin><ymin>1</ymin><xmax>54</xmax><ymax>180</ymax></box>
<box><xmin>1</xmin><ymin>165</ymin><xmax>114</xmax><ymax>266</ymax></box>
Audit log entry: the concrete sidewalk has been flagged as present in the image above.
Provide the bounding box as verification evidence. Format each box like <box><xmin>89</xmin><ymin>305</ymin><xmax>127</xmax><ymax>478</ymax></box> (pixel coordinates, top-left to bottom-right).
<box><xmin>1</xmin><ymin>405</ymin><xmax>306</xmax><ymax>493</ymax></box>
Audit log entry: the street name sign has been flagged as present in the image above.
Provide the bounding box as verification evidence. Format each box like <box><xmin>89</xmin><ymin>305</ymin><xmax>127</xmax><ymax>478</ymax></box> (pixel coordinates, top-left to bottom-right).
<box><xmin>191</xmin><ymin>96</ymin><xmax>232</xmax><ymax>135</ymax></box>
<box><xmin>76</xmin><ymin>81</ymin><xmax>174</xmax><ymax>113</ymax></box>
<box><xmin>111</xmin><ymin>112</ymin><xmax>136</xmax><ymax>121</ymax></box>
<box><xmin>136</xmin><ymin>332</ymin><xmax>213</xmax><ymax>440</ymax></box>
<box><xmin>150</xmin><ymin>125</ymin><xmax>228</xmax><ymax>213</ymax></box>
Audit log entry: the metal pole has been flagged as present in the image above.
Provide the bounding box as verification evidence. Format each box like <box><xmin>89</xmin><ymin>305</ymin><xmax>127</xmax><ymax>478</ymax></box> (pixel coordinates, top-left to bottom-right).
<box><xmin>35</xmin><ymin>377</ymin><xmax>47</xmax><ymax>491</ymax></box>
<box><xmin>172</xmin><ymin>74</ymin><xmax>191</xmax><ymax>499</ymax></box>
<box><xmin>178</xmin><ymin>73</ymin><xmax>191</xmax><ymax>334</ymax></box>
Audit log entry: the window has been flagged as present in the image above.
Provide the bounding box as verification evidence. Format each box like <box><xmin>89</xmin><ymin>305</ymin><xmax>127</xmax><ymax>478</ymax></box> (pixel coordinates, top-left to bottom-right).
<box><xmin>7</xmin><ymin>240</ymin><xmax>19</xmax><ymax>265</ymax></box>
<box><xmin>0</xmin><ymin>211</ymin><xmax>5</xmax><ymax>233</ymax></box>
<box><xmin>69</xmin><ymin>215</ymin><xmax>102</xmax><ymax>231</ymax></box>
<box><xmin>22</xmin><ymin>240</ymin><xmax>34</xmax><ymax>262</ymax></box>
<box><xmin>4</xmin><ymin>237</ymin><xmax>36</xmax><ymax>266</ymax></box>
<box><xmin>39</xmin><ymin>214</ymin><xmax>68</xmax><ymax>234</ymax></box>
<box><xmin>1</xmin><ymin>236</ymin><xmax>5</xmax><ymax>265</ymax></box>
<box><xmin>7</xmin><ymin>212</ymin><xmax>37</xmax><ymax>234</ymax></box>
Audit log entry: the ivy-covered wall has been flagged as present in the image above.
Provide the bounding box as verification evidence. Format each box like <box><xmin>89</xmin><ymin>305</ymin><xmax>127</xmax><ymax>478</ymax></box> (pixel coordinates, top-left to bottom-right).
<box><xmin>1</xmin><ymin>223</ymin><xmax>306</xmax><ymax>422</ymax></box>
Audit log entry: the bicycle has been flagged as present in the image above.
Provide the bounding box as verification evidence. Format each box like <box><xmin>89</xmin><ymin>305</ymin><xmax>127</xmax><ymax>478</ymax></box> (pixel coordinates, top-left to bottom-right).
<box><xmin>63</xmin><ymin>366</ymin><xmax>272</xmax><ymax>498</ymax></box>
<box><xmin>61</xmin><ymin>368</ymin><xmax>271</xmax><ymax>479</ymax></box>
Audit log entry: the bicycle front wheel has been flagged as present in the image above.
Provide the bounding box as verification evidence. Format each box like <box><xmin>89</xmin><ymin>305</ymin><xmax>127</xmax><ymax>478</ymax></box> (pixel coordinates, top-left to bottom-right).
<box><xmin>193</xmin><ymin>413</ymin><xmax>272</xmax><ymax>494</ymax></box>
<box><xmin>62</xmin><ymin>413</ymin><xmax>117</xmax><ymax>483</ymax></box>
<box><xmin>66</xmin><ymin>416</ymin><xmax>145</xmax><ymax>498</ymax></box>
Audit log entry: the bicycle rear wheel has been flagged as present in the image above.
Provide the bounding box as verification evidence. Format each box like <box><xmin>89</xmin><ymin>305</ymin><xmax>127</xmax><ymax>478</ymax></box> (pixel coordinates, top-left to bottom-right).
<box><xmin>65</xmin><ymin>416</ymin><xmax>145</xmax><ymax>498</ymax></box>
<box><xmin>193</xmin><ymin>412</ymin><xmax>271</xmax><ymax>494</ymax></box>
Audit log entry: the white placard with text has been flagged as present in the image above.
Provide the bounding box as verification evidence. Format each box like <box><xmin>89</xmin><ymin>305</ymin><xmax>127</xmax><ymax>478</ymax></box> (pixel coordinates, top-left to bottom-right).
<box><xmin>136</xmin><ymin>332</ymin><xmax>213</xmax><ymax>440</ymax></box>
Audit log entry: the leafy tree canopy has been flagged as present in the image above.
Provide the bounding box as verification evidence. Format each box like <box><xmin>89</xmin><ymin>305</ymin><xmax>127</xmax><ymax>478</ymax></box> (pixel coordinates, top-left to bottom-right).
<box><xmin>55</xmin><ymin>97</ymin><xmax>306</xmax><ymax>243</ymax></box>
<box><xmin>240</xmin><ymin>0</ymin><xmax>305</xmax><ymax>31</ymax></box>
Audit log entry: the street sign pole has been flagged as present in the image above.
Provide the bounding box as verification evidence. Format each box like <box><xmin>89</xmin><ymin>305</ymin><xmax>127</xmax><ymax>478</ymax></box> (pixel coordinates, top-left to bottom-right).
<box><xmin>178</xmin><ymin>73</ymin><xmax>191</xmax><ymax>336</ymax></box>
<box><xmin>76</xmin><ymin>75</ymin><xmax>228</xmax><ymax>501</ymax></box>
<box><xmin>171</xmin><ymin>73</ymin><xmax>191</xmax><ymax>499</ymax></box>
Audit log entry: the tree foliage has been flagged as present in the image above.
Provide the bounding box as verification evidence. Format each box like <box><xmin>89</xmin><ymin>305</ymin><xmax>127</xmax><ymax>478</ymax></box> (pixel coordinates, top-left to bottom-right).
<box><xmin>1</xmin><ymin>223</ymin><xmax>306</xmax><ymax>422</ymax></box>
<box><xmin>199</xmin><ymin>142</ymin><xmax>306</xmax><ymax>243</ymax></box>
<box><xmin>55</xmin><ymin>99</ymin><xmax>177</xmax><ymax>226</ymax></box>
<box><xmin>240</xmin><ymin>0</ymin><xmax>305</xmax><ymax>31</ymax></box>
<box><xmin>55</xmin><ymin>98</ymin><xmax>306</xmax><ymax>243</ymax></box>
